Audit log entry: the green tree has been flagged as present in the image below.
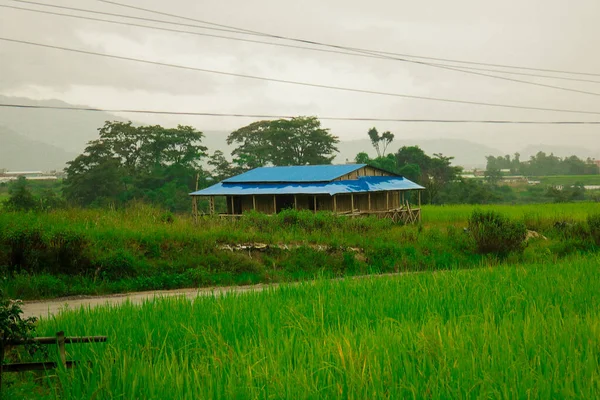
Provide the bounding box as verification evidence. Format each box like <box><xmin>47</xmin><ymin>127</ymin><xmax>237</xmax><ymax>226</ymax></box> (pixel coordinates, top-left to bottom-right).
<box><xmin>4</xmin><ymin>176</ymin><xmax>38</xmax><ymax>212</ymax></box>
<box><xmin>367</xmin><ymin>127</ymin><xmax>394</xmax><ymax>157</ymax></box>
<box><xmin>64</xmin><ymin>121</ymin><xmax>207</xmax><ymax>211</ymax></box>
<box><xmin>208</xmin><ymin>150</ymin><xmax>237</xmax><ymax>181</ymax></box>
<box><xmin>227</xmin><ymin>116</ymin><xmax>339</xmax><ymax>170</ymax></box>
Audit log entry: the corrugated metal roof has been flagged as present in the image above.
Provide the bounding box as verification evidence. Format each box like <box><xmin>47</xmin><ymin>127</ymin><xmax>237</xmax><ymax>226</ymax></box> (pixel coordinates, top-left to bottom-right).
<box><xmin>223</xmin><ymin>164</ymin><xmax>369</xmax><ymax>183</ymax></box>
<box><xmin>190</xmin><ymin>176</ymin><xmax>424</xmax><ymax>196</ymax></box>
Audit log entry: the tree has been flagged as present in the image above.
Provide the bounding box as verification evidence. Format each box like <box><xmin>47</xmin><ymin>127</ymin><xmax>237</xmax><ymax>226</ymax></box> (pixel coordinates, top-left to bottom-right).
<box><xmin>367</xmin><ymin>127</ymin><xmax>394</xmax><ymax>157</ymax></box>
<box><xmin>4</xmin><ymin>176</ymin><xmax>38</xmax><ymax>212</ymax></box>
<box><xmin>396</xmin><ymin>146</ymin><xmax>460</xmax><ymax>204</ymax></box>
<box><xmin>64</xmin><ymin>121</ymin><xmax>208</xmax><ymax>211</ymax></box>
<box><xmin>208</xmin><ymin>150</ymin><xmax>237</xmax><ymax>181</ymax></box>
<box><xmin>227</xmin><ymin>116</ymin><xmax>339</xmax><ymax>170</ymax></box>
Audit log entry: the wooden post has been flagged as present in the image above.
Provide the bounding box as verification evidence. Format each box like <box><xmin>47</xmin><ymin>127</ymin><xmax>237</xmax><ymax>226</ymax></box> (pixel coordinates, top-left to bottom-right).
<box><xmin>230</xmin><ymin>196</ymin><xmax>235</xmax><ymax>215</ymax></box>
<box><xmin>333</xmin><ymin>195</ymin><xmax>337</xmax><ymax>213</ymax></box>
<box><xmin>56</xmin><ymin>331</ymin><xmax>67</xmax><ymax>368</ymax></box>
<box><xmin>273</xmin><ymin>195</ymin><xmax>277</xmax><ymax>214</ymax></box>
<box><xmin>192</xmin><ymin>173</ymin><xmax>199</xmax><ymax>222</ymax></box>
<box><xmin>209</xmin><ymin>196</ymin><xmax>215</xmax><ymax>215</ymax></box>
<box><xmin>252</xmin><ymin>195</ymin><xmax>256</xmax><ymax>211</ymax></box>
<box><xmin>313</xmin><ymin>196</ymin><xmax>317</xmax><ymax>213</ymax></box>
<box><xmin>294</xmin><ymin>195</ymin><xmax>297</xmax><ymax>210</ymax></box>
<box><xmin>368</xmin><ymin>192</ymin><xmax>371</xmax><ymax>211</ymax></box>
<box><xmin>351</xmin><ymin>194</ymin><xmax>355</xmax><ymax>213</ymax></box>
<box><xmin>418</xmin><ymin>190</ymin><xmax>422</xmax><ymax>222</ymax></box>
<box><xmin>386</xmin><ymin>191</ymin><xmax>389</xmax><ymax>210</ymax></box>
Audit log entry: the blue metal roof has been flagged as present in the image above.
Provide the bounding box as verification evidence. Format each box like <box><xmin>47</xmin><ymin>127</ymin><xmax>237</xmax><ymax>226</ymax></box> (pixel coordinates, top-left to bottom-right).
<box><xmin>223</xmin><ymin>164</ymin><xmax>370</xmax><ymax>183</ymax></box>
<box><xmin>190</xmin><ymin>176</ymin><xmax>424</xmax><ymax>196</ymax></box>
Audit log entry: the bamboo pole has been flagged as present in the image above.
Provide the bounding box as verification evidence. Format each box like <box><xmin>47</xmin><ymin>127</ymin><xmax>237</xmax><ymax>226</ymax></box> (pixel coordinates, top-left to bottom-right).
<box><xmin>368</xmin><ymin>192</ymin><xmax>371</xmax><ymax>211</ymax></box>
<box><xmin>230</xmin><ymin>196</ymin><xmax>235</xmax><ymax>215</ymax></box>
<box><xmin>252</xmin><ymin>195</ymin><xmax>256</xmax><ymax>211</ymax></box>
<box><xmin>273</xmin><ymin>195</ymin><xmax>277</xmax><ymax>214</ymax></box>
<box><xmin>313</xmin><ymin>196</ymin><xmax>317</xmax><ymax>213</ymax></box>
<box><xmin>209</xmin><ymin>196</ymin><xmax>215</xmax><ymax>215</ymax></box>
<box><xmin>351</xmin><ymin>194</ymin><xmax>355</xmax><ymax>213</ymax></box>
<box><xmin>386</xmin><ymin>191</ymin><xmax>389</xmax><ymax>210</ymax></box>
<box><xmin>333</xmin><ymin>195</ymin><xmax>337</xmax><ymax>213</ymax></box>
<box><xmin>294</xmin><ymin>195</ymin><xmax>298</xmax><ymax>210</ymax></box>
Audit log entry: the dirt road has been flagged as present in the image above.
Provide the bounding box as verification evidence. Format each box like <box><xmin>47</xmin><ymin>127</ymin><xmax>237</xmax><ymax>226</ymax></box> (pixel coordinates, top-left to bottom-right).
<box><xmin>21</xmin><ymin>272</ymin><xmax>413</xmax><ymax>320</ymax></box>
<box><xmin>21</xmin><ymin>282</ymin><xmax>276</xmax><ymax>319</ymax></box>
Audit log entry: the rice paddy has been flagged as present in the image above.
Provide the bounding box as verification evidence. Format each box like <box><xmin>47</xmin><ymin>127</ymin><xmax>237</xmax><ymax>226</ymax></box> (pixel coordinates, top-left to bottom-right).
<box><xmin>7</xmin><ymin>254</ymin><xmax>600</xmax><ymax>399</ymax></box>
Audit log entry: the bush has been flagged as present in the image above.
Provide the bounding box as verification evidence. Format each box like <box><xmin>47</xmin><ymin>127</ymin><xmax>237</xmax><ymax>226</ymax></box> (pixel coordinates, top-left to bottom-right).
<box><xmin>588</xmin><ymin>214</ymin><xmax>600</xmax><ymax>246</ymax></box>
<box><xmin>468</xmin><ymin>210</ymin><xmax>527</xmax><ymax>256</ymax></box>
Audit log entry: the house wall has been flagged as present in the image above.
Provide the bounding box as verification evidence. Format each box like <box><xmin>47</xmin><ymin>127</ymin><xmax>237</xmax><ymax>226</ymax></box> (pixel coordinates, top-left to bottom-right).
<box><xmin>224</xmin><ymin>190</ymin><xmax>411</xmax><ymax>215</ymax></box>
<box><xmin>335</xmin><ymin>166</ymin><xmax>394</xmax><ymax>181</ymax></box>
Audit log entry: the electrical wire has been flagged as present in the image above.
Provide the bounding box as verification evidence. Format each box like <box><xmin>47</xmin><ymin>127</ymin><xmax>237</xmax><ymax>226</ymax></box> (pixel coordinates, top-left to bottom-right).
<box><xmin>3</xmin><ymin>36</ymin><xmax>600</xmax><ymax>115</ymax></box>
<box><xmin>10</xmin><ymin>0</ymin><xmax>600</xmax><ymax>78</ymax></box>
<box><xmin>6</xmin><ymin>3</ymin><xmax>600</xmax><ymax>96</ymax></box>
<box><xmin>92</xmin><ymin>0</ymin><xmax>600</xmax><ymax>78</ymax></box>
<box><xmin>3</xmin><ymin>103</ymin><xmax>600</xmax><ymax>124</ymax></box>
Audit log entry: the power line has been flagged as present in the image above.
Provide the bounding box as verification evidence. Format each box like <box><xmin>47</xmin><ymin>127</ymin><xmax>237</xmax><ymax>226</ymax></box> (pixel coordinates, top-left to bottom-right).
<box><xmin>10</xmin><ymin>0</ymin><xmax>600</xmax><ymax>79</ymax></box>
<box><xmin>6</xmin><ymin>4</ymin><xmax>600</xmax><ymax>96</ymax></box>
<box><xmin>93</xmin><ymin>0</ymin><xmax>600</xmax><ymax>78</ymax></box>
<box><xmin>3</xmin><ymin>103</ymin><xmax>600</xmax><ymax>124</ymax></box>
<box><xmin>3</xmin><ymin>36</ymin><xmax>600</xmax><ymax>116</ymax></box>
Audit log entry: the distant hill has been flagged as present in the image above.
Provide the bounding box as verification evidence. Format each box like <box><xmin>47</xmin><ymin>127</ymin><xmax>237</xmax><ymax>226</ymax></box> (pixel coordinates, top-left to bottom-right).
<box><xmin>10</xmin><ymin>95</ymin><xmax>587</xmax><ymax>171</ymax></box>
<box><xmin>0</xmin><ymin>95</ymin><xmax>124</xmax><ymax>155</ymax></box>
<box><xmin>335</xmin><ymin>138</ymin><xmax>503</xmax><ymax>168</ymax></box>
<box><xmin>0</xmin><ymin>125</ymin><xmax>77</xmax><ymax>171</ymax></box>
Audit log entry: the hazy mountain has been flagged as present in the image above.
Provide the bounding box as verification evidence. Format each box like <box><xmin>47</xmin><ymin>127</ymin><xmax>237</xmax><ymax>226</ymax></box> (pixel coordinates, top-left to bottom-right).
<box><xmin>335</xmin><ymin>138</ymin><xmax>503</xmax><ymax>168</ymax></box>
<box><xmin>0</xmin><ymin>125</ymin><xmax>77</xmax><ymax>171</ymax></box>
<box><xmin>4</xmin><ymin>95</ymin><xmax>596</xmax><ymax>172</ymax></box>
<box><xmin>0</xmin><ymin>95</ymin><xmax>125</xmax><ymax>154</ymax></box>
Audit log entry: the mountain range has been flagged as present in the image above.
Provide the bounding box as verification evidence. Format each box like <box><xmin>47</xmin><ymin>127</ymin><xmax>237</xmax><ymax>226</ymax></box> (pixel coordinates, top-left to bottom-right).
<box><xmin>1</xmin><ymin>95</ymin><xmax>598</xmax><ymax>171</ymax></box>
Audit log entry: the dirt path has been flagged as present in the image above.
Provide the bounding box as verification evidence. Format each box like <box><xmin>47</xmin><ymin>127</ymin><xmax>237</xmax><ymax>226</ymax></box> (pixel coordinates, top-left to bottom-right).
<box><xmin>21</xmin><ymin>282</ymin><xmax>277</xmax><ymax>319</ymax></box>
<box><xmin>22</xmin><ymin>272</ymin><xmax>414</xmax><ymax>320</ymax></box>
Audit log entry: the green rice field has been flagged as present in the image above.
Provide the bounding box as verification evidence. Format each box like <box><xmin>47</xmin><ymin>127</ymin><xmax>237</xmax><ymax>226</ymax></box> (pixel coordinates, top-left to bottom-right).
<box><xmin>7</xmin><ymin>254</ymin><xmax>600</xmax><ymax>399</ymax></box>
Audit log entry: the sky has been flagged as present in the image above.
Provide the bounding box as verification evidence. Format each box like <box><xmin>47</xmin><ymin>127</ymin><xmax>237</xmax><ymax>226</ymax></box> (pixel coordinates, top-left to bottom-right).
<box><xmin>1</xmin><ymin>0</ymin><xmax>600</xmax><ymax>154</ymax></box>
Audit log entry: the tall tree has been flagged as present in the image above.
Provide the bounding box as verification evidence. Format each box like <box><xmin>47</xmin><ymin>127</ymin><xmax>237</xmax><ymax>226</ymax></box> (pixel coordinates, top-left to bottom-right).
<box><xmin>227</xmin><ymin>116</ymin><xmax>339</xmax><ymax>170</ymax></box>
<box><xmin>367</xmin><ymin>127</ymin><xmax>395</xmax><ymax>157</ymax></box>
<box><xmin>63</xmin><ymin>121</ymin><xmax>207</xmax><ymax>210</ymax></box>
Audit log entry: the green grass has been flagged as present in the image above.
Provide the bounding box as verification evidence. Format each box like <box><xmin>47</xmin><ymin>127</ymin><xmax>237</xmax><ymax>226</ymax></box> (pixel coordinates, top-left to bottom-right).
<box><xmin>1</xmin><ymin>203</ymin><xmax>599</xmax><ymax>299</ymax></box>
<box><xmin>533</xmin><ymin>175</ymin><xmax>600</xmax><ymax>186</ymax></box>
<box><xmin>6</xmin><ymin>254</ymin><xmax>600</xmax><ymax>399</ymax></box>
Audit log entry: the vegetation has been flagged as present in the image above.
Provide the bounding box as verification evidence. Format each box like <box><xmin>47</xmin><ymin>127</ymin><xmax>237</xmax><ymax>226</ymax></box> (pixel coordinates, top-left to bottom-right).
<box><xmin>226</xmin><ymin>116</ymin><xmax>339</xmax><ymax>170</ymax></box>
<box><xmin>486</xmin><ymin>151</ymin><xmax>599</xmax><ymax>176</ymax></box>
<box><xmin>468</xmin><ymin>210</ymin><xmax>527</xmax><ymax>256</ymax></box>
<box><xmin>0</xmin><ymin>203</ymin><xmax>598</xmax><ymax>300</ymax></box>
<box><xmin>5</xmin><ymin>255</ymin><xmax>600</xmax><ymax>399</ymax></box>
<box><xmin>63</xmin><ymin>121</ymin><xmax>208</xmax><ymax>211</ymax></box>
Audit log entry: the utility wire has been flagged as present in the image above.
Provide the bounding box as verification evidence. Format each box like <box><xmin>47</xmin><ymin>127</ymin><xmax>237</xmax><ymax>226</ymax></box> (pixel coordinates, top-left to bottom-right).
<box><xmin>3</xmin><ymin>103</ymin><xmax>600</xmax><ymax>124</ymax></box>
<box><xmin>3</xmin><ymin>36</ymin><xmax>600</xmax><ymax>116</ymax></box>
<box><xmin>10</xmin><ymin>0</ymin><xmax>600</xmax><ymax>78</ymax></box>
<box><xmin>6</xmin><ymin>4</ymin><xmax>600</xmax><ymax>94</ymax></box>
<box><xmin>93</xmin><ymin>0</ymin><xmax>600</xmax><ymax>78</ymax></box>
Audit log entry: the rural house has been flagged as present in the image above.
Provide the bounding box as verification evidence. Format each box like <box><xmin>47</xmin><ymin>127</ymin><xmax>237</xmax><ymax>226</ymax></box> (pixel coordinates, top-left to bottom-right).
<box><xmin>190</xmin><ymin>164</ymin><xmax>425</xmax><ymax>223</ymax></box>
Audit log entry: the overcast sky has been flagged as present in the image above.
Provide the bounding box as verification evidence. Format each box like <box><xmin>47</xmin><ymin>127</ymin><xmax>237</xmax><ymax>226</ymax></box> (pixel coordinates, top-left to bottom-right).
<box><xmin>1</xmin><ymin>0</ymin><xmax>600</xmax><ymax>153</ymax></box>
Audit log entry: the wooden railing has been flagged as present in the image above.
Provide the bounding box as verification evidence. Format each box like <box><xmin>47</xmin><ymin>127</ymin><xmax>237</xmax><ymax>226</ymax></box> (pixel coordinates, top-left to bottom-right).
<box><xmin>1</xmin><ymin>331</ymin><xmax>107</xmax><ymax>390</ymax></box>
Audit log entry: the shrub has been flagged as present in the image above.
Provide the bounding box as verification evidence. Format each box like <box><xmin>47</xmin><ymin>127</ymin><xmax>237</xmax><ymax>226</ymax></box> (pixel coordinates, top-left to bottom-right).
<box><xmin>588</xmin><ymin>214</ymin><xmax>600</xmax><ymax>246</ymax></box>
<box><xmin>468</xmin><ymin>210</ymin><xmax>527</xmax><ymax>256</ymax></box>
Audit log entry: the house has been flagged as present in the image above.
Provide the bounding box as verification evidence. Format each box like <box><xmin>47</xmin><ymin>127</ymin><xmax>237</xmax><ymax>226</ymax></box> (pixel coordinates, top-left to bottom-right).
<box><xmin>190</xmin><ymin>164</ymin><xmax>425</xmax><ymax>223</ymax></box>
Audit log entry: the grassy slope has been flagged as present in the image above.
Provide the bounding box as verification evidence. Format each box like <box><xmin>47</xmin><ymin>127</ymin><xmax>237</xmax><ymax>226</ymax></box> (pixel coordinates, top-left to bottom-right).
<box><xmin>1</xmin><ymin>203</ymin><xmax>599</xmax><ymax>299</ymax></box>
<box><xmin>7</xmin><ymin>255</ymin><xmax>599</xmax><ymax>399</ymax></box>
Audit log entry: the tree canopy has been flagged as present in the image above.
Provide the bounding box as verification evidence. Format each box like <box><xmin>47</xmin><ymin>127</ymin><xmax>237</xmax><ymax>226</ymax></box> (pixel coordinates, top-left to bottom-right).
<box><xmin>226</xmin><ymin>116</ymin><xmax>339</xmax><ymax>170</ymax></box>
<box><xmin>63</xmin><ymin>121</ymin><xmax>207</xmax><ymax>211</ymax></box>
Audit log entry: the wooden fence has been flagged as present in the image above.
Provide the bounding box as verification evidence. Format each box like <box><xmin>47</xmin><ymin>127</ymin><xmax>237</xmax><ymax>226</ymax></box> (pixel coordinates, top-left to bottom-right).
<box><xmin>0</xmin><ymin>331</ymin><xmax>107</xmax><ymax>390</ymax></box>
